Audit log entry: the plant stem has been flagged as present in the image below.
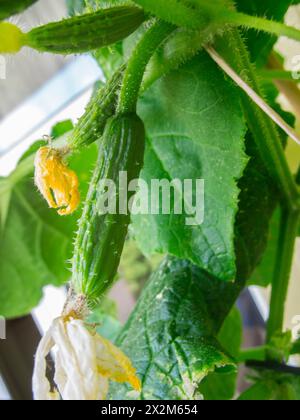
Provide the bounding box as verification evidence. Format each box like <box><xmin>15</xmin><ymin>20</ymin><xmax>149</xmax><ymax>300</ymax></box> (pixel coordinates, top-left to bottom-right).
<box><xmin>267</xmin><ymin>208</ymin><xmax>300</xmax><ymax>342</ymax></box>
<box><xmin>117</xmin><ymin>20</ymin><xmax>175</xmax><ymax>114</ymax></box>
<box><xmin>258</xmin><ymin>69</ymin><xmax>297</xmax><ymax>83</ymax></box>
<box><xmin>142</xmin><ymin>29</ymin><xmax>206</xmax><ymax>92</ymax></box>
<box><xmin>246</xmin><ymin>360</ymin><xmax>300</xmax><ymax>376</ymax></box>
<box><xmin>206</xmin><ymin>40</ymin><xmax>300</xmax><ymax>211</ymax></box>
<box><xmin>132</xmin><ymin>0</ymin><xmax>207</xmax><ymax>29</ymax></box>
<box><xmin>206</xmin><ymin>46</ymin><xmax>300</xmax><ymax>147</ymax></box>
<box><xmin>238</xmin><ymin>346</ymin><xmax>268</xmax><ymax>363</ymax></box>
<box><xmin>224</xmin><ymin>12</ymin><xmax>300</xmax><ymax>42</ymax></box>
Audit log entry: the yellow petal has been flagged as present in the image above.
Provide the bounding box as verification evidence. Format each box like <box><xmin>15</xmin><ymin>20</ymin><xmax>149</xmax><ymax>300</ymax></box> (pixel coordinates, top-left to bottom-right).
<box><xmin>95</xmin><ymin>335</ymin><xmax>141</xmax><ymax>392</ymax></box>
<box><xmin>34</xmin><ymin>146</ymin><xmax>80</xmax><ymax>216</ymax></box>
<box><xmin>0</xmin><ymin>23</ymin><xmax>25</xmax><ymax>53</ymax></box>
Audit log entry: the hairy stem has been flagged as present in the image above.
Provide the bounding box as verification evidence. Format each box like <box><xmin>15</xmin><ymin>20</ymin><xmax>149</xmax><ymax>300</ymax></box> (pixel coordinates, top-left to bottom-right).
<box><xmin>142</xmin><ymin>29</ymin><xmax>206</xmax><ymax>92</ymax></box>
<box><xmin>267</xmin><ymin>208</ymin><xmax>300</xmax><ymax>342</ymax></box>
<box><xmin>132</xmin><ymin>0</ymin><xmax>208</xmax><ymax>29</ymax></box>
<box><xmin>117</xmin><ymin>20</ymin><xmax>175</xmax><ymax>114</ymax></box>
<box><xmin>206</xmin><ymin>46</ymin><xmax>300</xmax><ymax>147</ymax></box>
<box><xmin>258</xmin><ymin>69</ymin><xmax>298</xmax><ymax>82</ymax></box>
<box><xmin>215</xmin><ymin>30</ymin><xmax>300</xmax><ymax>212</ymax></box>
<box><xmin>224</xmin><ymin>12</ymin><xmax>300</xmax><ymax>43</ymax></box>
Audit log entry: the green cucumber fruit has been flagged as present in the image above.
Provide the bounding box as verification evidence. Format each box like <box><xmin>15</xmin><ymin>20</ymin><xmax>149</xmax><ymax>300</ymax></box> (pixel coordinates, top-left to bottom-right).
<box><xmin>72</xmin><ymin>113</ymin><xmax>145</xmax><ymax>301</ymax></box>
<box><xmin>68</xmin><ymin>65</ymin><xmax>125</xmax><ymax>151</ymax></box>
<box><xmin>25</xmin><ymin>6</ymin><xmax>145</xmax><ymax>54</ymax></box>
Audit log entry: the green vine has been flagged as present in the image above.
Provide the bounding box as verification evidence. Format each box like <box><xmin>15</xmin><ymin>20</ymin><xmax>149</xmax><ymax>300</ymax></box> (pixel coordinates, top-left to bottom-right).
<box><xmin>117</xmin><ymin>20</ymin><xmax>175</xmax><ymax>114</ymax></box>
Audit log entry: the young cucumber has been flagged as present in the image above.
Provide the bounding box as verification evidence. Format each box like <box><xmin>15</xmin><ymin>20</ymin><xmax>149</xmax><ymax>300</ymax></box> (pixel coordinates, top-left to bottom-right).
<box><xmin>0</xmin><ymin>0</ymin><xmax>37</xmax><ymax>20</ymax></box>
<box><xmin>25</xmin><ymin>6</ymin><xmax>145</xmax><ymax>54</ymax></box>
<box><xmin>68</xmin><ymin>65</ymin><xmax>125</xmax><ymax>151</ymax></box>
<box><xmin>72</xmin><ymin>113</ymin><xmax>145</xmax><ymax>301</ymax></box>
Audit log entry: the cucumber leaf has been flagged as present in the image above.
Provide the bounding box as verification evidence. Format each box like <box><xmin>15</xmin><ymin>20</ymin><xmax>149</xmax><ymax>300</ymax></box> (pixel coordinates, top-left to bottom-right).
<box><xmin>109</xmin><ymin>256</ymin><xmax>236</xmax><ymax>400</ymax></box>
<box><xmin>0</xmin><ymin>131</ymin><xmax>97</xmax><ymax>319</ymax></box>
<box><xmin>132</xmin><ymin>53</ymin><xmax>248</xmax><ymax>282</ymax></box>
<box><xmin>198</xmin><ymin>306</ymin><xmax>242</xmax><ymax>400</ymax></box>
<box><xmin>248</xmin><ymin>209</ymin><xmax>280</xmax><ymax>287</ymax></box>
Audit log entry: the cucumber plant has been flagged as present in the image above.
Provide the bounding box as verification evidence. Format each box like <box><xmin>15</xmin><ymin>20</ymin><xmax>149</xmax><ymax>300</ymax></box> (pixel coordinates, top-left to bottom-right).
<box><xmin>0</xmin><ymin>0</ymin><xmax>300</xmax><ymax>401</ymax></box>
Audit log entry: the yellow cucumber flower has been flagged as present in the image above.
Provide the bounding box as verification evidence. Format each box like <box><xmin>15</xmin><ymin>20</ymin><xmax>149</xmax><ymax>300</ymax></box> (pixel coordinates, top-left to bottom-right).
<box><xmin>0</xmin><ymin>22</ymin><xmax>26</xmax><ymax>53</ymax></box>
<box><xmin>32</xmin><ymin>317</ymin><xmax>141</xmax><ymax>400</ymax></box>
<box><xmin>34</xmin><ymin>146</ymin><xmax>80</xmax><ymax>216</ymax></box>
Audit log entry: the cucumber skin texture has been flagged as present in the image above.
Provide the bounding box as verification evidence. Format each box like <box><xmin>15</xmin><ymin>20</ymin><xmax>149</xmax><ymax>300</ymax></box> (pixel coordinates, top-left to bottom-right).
<box><xmin>72</xmin><ymin>114</ymin><xmax>145</xmax><ymax>300</ymax></box>
<box><xmin>68</xmin><ymin>65</ymin><xmax>124</xmax><ymax>151</ymax></box>
<box><xmin>0</xmin><ymin>0</ymin><xmax>37</xmax><ymax>20</ymax></box>
<box><xmin>26</xmin><ymin>6</ymin><xmax>145</xmax><ymax>54</ymax></box>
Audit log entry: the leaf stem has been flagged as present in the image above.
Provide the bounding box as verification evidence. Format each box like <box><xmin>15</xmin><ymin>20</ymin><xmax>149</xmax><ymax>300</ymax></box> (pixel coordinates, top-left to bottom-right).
<box><xmin>117</xmin><ymin>20</ymin><xmax>175</xmax><ymax>114</ymax></box>
<box><xmin>224</xmin><ymin>12</ymin><xmax>300</xmax><ymax>43</ymax></box>
<box><xmin>246</xmin><ymin>360</ymin><xmax>300</xmax><ymax>376</ymax></box>
<box><xmin>258</xmin><ymin>69</ymin><xmax>297</xmax><ymax>83</ymax></box>
<box><xmin>212</xmin><ymin>31</ymin><xmax>300</xmax><ymax>213</ymax></box>
<box><xmin>206</xmin><ymin>46</ymin><xmax>300</xmax><ymax>148</ymax></box>
<box><xmin>238</xmin><ymin>346</ymin><xmax>267</xmax><ymax>363</ymax></box>
<box><xmin>267</xmin><ymin>208</ymin><xmax>300</xmax><ymax>342</ymax></box>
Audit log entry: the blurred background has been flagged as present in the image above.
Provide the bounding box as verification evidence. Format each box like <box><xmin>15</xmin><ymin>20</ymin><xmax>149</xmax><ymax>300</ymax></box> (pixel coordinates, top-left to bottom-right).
<box><xmin>0</xmin><ymin>0</ymin><xmax>299</xmax><ymax>400</ymax></box>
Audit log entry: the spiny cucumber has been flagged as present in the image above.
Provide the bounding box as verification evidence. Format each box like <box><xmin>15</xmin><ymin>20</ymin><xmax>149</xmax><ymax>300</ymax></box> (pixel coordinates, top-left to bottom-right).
<box><xmin>25</xmin><ymin>6</ymin><xmax>145</xmax><ymax>54</ymax></box>
<box><xmin>72</xmin><ymin>113</ymin><xmax>145</xmax><ymax>301</ymax></box>
<box><xmin>68</xmin><ymin>65</ymin><xmax>125</xmax><ymax>151</ymax></box>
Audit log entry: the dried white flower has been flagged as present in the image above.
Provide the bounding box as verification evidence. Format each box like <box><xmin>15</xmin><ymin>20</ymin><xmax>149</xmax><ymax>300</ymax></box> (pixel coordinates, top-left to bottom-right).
<box><xmin>33</xmin><ymin>317</ymin><xmax>141</xmax><ymax>401</ymax></box>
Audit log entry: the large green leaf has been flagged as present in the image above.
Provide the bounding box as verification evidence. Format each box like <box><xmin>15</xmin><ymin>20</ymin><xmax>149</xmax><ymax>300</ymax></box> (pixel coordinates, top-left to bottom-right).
<box><xmin>132</xmin><ymin>53</ymin><xmax>247</xmax><ymax>282</ymax></box>
<box><xmin>198</xmin><ymin>306</ymin><xmax>242</xmax><ymax>400</ymax></box>
<box><xmin>0</xmin><ymin>134</ymin><xmax>97</xmax><ymax>319</ymax></box>
<box><xmin>110</xmin><ymin>256</ymin><xmax>236</xmax><ymax>400</ymax></box>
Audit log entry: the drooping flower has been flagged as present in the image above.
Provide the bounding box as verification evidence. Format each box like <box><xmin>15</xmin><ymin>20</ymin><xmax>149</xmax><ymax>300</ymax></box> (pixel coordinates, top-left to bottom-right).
<box><xmin>34</xmin><ymin>146</ymin><xmax>80</xmax><ymax>216</ymax></box>
<box><xmin>0</xmin><ymin>22</ymin><xmax>25</xmax><ymax>53</ymax></box>
<box><xmin>32</xmin><ymin>316</ymin><xmax>141</xmax><ymax>401</ymax></box>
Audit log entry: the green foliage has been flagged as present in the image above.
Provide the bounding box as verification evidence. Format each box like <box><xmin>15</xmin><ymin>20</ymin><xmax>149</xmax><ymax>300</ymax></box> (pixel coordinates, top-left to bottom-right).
<box><xmin>248</xmin><ymin>209</ymin><xmax>280</xmax><ymax>287</ymax></box>
<box><xmin>267</xmin><ymin>331</ymin><xmax>296</xmax><ymax>363</ymax></box>
<box><xmin>110</xmin><ymin>257</ymin><xmax>236</xmax><ymax>400</ymax></box>
<box><xmin>1</xmin><ymin>0</ymin><xmax>299</xmax><ymax>401</ymax></box>
<box><xmin>132</xmin><ymin>53</ymin><xmax>248</xmax><ymax>282</ymax></box>
<box><xmin>198</xmin><ymin>306</ymin><xmax>242</xmax><ymax>400</ymax></box>
<box><xmin>0</xmin><ymin>0</ymin><xmax>37</xmax><ymax>20</ymax></box>
<box><xmin>236</xmin><ymin>0</ymin><xmax>297</xmax><ymax>66</ymax></box>
<box><xmin>239</xmin><ymin>369</ymin><xmax>300</xmax><ymax>401</ymax></box>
